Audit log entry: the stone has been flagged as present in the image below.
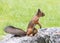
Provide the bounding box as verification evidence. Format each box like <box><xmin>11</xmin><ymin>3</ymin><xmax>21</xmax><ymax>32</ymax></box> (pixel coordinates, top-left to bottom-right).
<box><xmin>0</xmin><ymin>27</ymin><xmax>60</xmax><ymax>43</ymax></box>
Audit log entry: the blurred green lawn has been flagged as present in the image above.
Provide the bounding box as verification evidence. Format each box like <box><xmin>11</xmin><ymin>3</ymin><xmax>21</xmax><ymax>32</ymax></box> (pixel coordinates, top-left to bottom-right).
<box><xmin>0</xmin><ymin>0</ymin><xmax>60</xmax><ymax>38</ymax></box>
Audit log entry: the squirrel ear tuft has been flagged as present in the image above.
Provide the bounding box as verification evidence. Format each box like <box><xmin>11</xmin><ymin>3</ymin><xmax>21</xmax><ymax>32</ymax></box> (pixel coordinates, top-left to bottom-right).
<box><xmin>38</xmin><ymin>9</ymin><xmax>41</xmax><ymax>12</ymax></box>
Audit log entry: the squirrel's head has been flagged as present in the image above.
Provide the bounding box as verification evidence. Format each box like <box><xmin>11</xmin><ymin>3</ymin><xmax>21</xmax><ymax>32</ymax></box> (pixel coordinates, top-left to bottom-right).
<box><xmin>36</xmin><ymin>9</ymin><xmax>45</xmax><ymax>17</ymax></box>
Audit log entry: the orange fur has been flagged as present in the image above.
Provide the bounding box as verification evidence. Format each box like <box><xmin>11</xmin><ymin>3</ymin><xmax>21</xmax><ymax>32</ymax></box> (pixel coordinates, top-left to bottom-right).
<box><xmin>27</xmin><ymin>9</ymin><xmax>45</xmax><ymax>36</ymax></box>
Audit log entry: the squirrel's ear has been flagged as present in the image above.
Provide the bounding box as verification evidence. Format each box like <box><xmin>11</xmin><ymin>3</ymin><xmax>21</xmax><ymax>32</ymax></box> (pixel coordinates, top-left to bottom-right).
<box><xmin>38</xmin><ymin>9</ymin><xmax>40</xmax><ymax>12</ymax></box>
<box><xmin>38</xmin><ymin>9</ymin><xmax>41</xmax><ymax>12</ymax></box>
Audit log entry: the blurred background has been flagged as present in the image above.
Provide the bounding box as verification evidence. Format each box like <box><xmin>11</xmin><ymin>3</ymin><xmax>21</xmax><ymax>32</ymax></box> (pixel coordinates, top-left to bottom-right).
<box><xmin>0</xmin><ymin>0</ymin><xmax>60</xmax><ymax>38</ymax></box>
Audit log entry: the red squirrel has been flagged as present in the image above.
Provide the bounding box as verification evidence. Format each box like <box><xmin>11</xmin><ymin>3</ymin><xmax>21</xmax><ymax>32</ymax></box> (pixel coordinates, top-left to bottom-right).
<box><xmin>26</xmin><ymin>9</ymin><xmax>45</xmax><ymax>36</ymax></box>
<box><xmin>4</xmin><ymin>9</ymin><xmax>45</xmax><ymax>37</ymax></box>
<box><xmin>4</xmin><ymin>26</ymin><xmax>26</xmax><ymax>37</ymax></box>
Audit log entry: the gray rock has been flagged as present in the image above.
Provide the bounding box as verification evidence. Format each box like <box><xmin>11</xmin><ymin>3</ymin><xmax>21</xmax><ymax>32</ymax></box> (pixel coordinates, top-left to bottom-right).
<box><xmin>0</xmin><ymin>35</ymin><xmax>46</xmax><ymax>43</ymax></box>
<box><xmin>0</xmin><ymin>27</ymin><xmax>60</xmax><ymax>43</ymax></box>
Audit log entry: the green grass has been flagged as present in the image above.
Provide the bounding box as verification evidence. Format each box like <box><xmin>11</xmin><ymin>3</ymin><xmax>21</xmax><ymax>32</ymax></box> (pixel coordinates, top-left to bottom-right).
<box><xmin>0</xmin><ymin>0</ymin><xmax>60</xmax><ymax>38</ymax></box>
